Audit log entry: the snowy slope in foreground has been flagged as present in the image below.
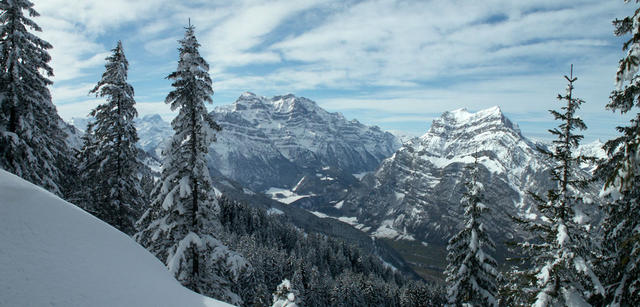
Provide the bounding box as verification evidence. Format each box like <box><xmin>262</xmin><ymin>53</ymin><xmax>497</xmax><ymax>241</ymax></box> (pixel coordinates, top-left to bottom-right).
<box><xmin>0</xmin><ymin>170</ymin><xmax>232</xmax><ymax>307</ymax></box>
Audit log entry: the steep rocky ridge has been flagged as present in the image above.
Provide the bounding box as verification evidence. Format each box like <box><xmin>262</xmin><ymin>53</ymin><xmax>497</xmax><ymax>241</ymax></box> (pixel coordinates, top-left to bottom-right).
<box><xmin>298</xmin><ymin>106</ymin><xmax>601</xmax><ymax>279</ymax></box>
<box><xmin>207</xmin><ymin>92</ymin><xmax>400</xmax><ymax>196</ymax></box>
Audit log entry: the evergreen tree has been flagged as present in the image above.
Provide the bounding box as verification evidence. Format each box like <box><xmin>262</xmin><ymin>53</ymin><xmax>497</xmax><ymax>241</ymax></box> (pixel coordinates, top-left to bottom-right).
<box><xmin>271</xmin><ymin>279</ymin><xmax>299</xmax><ymax>307</ymax></box>
<box><xmin>518</xmin><ymin>67</ymin><xmax>603</xmax><ymax>306</ymax></box>
<box><xmin>0</xmin><ymin>0</ymin><xmax>71</xmax><ymax>196</ymax></box>
<box><xmin>400</xmin><ymin>280</ymin><xmax>446</xmax><ymax>307</ymax></box>
<box><xmin>76</xmin><ymin>41</ymin><xmax>143</xmax><ymax>234</ymax></box>
<box><xmin>134</xmin><ymin>23</ymin><xmax>242</xmax><ymax>303</ymax></box>
<box><xmin>499</xmin><ymin>267</ymin><xmax>536</xmax><ymax>307</ymax></box>
<box><xmin>444</xmin><ymin>156</ymin><xmax>499</xmax><ymax>307</ymax></box>
<box><xmin>72</xmin><ymin>123</ymin><xmax>98</xmax><ymax>209</ymax></box>
<box><xmin>596</xmin><ymin>2</ymin><xmax>640</xmax><ymax>305</ymax></box>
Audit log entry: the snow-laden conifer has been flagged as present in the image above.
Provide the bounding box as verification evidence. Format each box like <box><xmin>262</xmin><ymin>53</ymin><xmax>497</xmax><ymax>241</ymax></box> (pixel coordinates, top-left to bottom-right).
<box><xmin>444</xmin><ymin>156</ymin><xmax>499</xmax><ymax>307</ymax></box>
<box><xmin>272</xmin><ymin>279</ymin><xmax>299</xmax><ymax>307</ymax></box>
<box><xmin>134</xmin><ymin>23</ymin><xmax>245</xmax><ymax>304</ymax></box>
<box><xmin>0</xmin><ymin>0</ymin><xmax>71</xmax><ymax>196</ymax></box>
<box><xmin>72</xmin><ymin>123</ymin><xmax>98</xmax><ymax>208</ymax></box>
<box><xmin>75</xmin><ymin>41</ymin><xmax>143</xmax><ymax>234</ymax></box>
<box><xmin>518</xmin><ymin>67</ymin><xmax>603</xmax><ymax>306</ymax></box>
<box><xmin>595</xmin><ymin>2</ymin><xmax>640</xmax><ymax>305</ymax></box>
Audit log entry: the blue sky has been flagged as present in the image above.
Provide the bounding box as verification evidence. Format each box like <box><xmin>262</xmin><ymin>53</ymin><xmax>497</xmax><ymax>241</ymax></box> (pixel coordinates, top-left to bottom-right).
<box><xmin>34</xmin><ymin>0</ymin><xmax>634</xmax><ymax>142</ymax></box>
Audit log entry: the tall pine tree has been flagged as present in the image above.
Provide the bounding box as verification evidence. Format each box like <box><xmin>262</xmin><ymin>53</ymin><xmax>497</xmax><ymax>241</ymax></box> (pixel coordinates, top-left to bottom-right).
<box><xmin>444</xmin><ymin>155</ymin><xmax>499</xmax><ymax>307</ymax></box>
<box><xmin>596</xmin><ymin>2</ymin><xmax>640</xmax><ymax>305</ymax></box>
<box><xmin>134</xmin><ymin>23</ymin><xmax>244</xmax><ymax>304</ymax></box>
<box><xmin>518</xmin><ymin>67</ymin><xmax>603</xmax><ymax>306</ymax></box>
<box><xmin>76</xmin><ymin>41</ymin><xmax>143</xmax><ymax>235</ymax></box>
<box><xmin>0</xmin><ymin>0</ymin><xmax>71</xmax><ymax>196</ymax></box>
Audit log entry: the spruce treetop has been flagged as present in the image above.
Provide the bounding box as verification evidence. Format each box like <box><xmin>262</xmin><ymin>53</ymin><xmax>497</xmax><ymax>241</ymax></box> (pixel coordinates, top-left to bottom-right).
<box><xmin>79</xmin><ymin>40</ymin><xmax>142</xmax><ymax>234</ymax></box>
<box><xmin>135</xmin><ymin>22</ymin><xmax>230</xmax><ymax>300</ymax></box>
<box><xmin>90</xmin><ymin>41</ymin><xmax>134</xmax><ymax>106</ymax></box>
<box><xmin>445</xmin><ymin>156</ymin><xmax>498</xmax><ymax>307</ymax></box>
<box><xmin>518</xmin><ymin>67</ymin><xmax>603</xmax><ymax>306</ymax></box>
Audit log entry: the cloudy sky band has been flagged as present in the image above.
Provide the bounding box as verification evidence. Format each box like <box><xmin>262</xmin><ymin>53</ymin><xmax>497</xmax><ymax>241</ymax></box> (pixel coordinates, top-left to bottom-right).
<box><xmin>33</xmin><ymin>0</ymin><xmax>632</xmax><ymax>141</ymax></box>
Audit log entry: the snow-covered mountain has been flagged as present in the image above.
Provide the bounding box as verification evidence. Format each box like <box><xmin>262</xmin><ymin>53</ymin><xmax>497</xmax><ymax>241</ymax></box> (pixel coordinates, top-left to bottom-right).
<box><xmin>0</xmin><ymin>169</ymin><xmax>231</xmax><ymax>307</ymax></box>
<box><xmin>70</xmin><ymin>116</ymin><xmax>91</xmax><ymax>133</ymax></box>
<box><xmin>70</xmin><ymin>114</ymin><xmax>173</xmax><ymax>156</ymax></box>
<box><xmin>209</xmin><ymin>92</ymin><xmax>400</xmax><ymax>194</ymax></box>
<box><xmin>60</xmin><ymin>118</ymin><xmax>83</xmax><ymax>150</ymax></box>
<box><xmin>307</xmin><ymin>107</ymin><xmax>600</xmax><ymax>251</ymax></box>
<box><xmin>577</xmin><ymin>139</ymin><xmax>606</xmax><ymax>160</ymax></box>
<box><xmin>132</xmin><ymin>92</ymin><xmax>400</xmax><ymax>199</ymax></box>
<box><xmin>136</xmin><ymin>114</ymin><xmax>173</xmax><ymax>157</ymax></box>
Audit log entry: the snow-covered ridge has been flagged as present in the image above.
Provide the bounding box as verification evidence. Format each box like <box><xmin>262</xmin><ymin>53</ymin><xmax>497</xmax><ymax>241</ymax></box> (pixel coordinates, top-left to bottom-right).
<box><xmin>333</xmin><ymin>105</ymin><xmax>593</xmax><ymax>247</ymax></box>
<box><xmin>424</xmin><ymin>106</ymin><xmax>519</xmax><ymax>136</ymax></box>
<box><xmin>136</xmin><ymin>114</ymin><xmax>173</xmax><ymax>156</ymax></box>
<box><xmin>208</xmin><ymin>92</ymin><xmax>400</xmax><ymax>192</ymax></box>
<box><xmin>0</xmin><ymin>170</ymin><xmax>231</xmax><ymax>307</ymax></box>
<box><xmin>67</xmin><ymin>92</ymin><xmax>400</xmax><ymax>203</ymax></box>
<box><xmin>412</xmin><ymin>106</ymin><xmax>538</xmax><ymax>180</ymax></box>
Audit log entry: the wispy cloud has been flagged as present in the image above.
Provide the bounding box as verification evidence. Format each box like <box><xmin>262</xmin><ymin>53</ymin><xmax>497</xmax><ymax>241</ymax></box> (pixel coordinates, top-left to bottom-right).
<box><xmin>32</xmin><ymin>0</ymin><xmax>631</xmax><ymax>141</ymax></box>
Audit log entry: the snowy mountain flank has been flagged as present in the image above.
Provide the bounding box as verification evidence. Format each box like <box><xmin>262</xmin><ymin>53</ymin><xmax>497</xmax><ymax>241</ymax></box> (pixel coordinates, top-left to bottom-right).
<box><xmin>0</xmin><ymin>170</ymin><xmax>231</xmax><ymax>307</ymax></box>
<box><xmin>302</xmin><ymin>106</ymin><xmax>600</xmax><ymax>277</ymax></box>
<box><xmin>308</xmin><ymin>107</ymin><xmax>545</xmax><ymax>239</ymax></box>
<box><xmin>66</xmin><ymin>99</ymin><xmax>604</xmax><ymax>281</ymax></box>
<box><xmin>130</xmin><ymin>92</ymin><xmax>400</xmax><ymax>200</ymax></box>
<box><xmin>209</xmin><ymin>92</ymin><xmax>400</xmax><ymax>196</ymax></box>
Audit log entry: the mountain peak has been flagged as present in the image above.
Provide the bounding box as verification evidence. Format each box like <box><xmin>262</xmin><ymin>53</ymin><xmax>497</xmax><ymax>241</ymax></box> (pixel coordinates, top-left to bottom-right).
<box><xmin>415</xmin><ymin>105</ymin><xmax>526</xmax><ymax>160</ymax></box>
<box><xmin>141</xmin><ymin>114</ymin><xmax>163</xmax><ymax>123</ymax></box>
<box><xmin>270</xmin><ymin>94</ymin><xmax>319</xmax><ymax>113</ymax></box>
<box><xmin>235</xmin><ymin>92</ymin><xmax>264</xmax><ymax>103</ymax></box>
<box><xmin>425</xmin><ymin>105</ymin><xmax>518</xmax><ymax>138</ymax></box>
<box><xmin>232</xmin><ymin>92</ymin><xmax>269</xmax><ymax>111</ymax></box>
<box><xmin>441</xmin><ymin>106</ymin><xmax>503</xmax><ymax>125</ymax></box>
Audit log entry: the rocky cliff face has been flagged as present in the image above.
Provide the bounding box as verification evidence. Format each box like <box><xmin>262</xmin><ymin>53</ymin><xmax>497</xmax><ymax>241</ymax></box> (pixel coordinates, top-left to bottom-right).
<box><xmin>314</xmin><ymin>107</ymin><xmax>578</xmax><ymax>247</ymax></box>
<box><xmin>136</xmin><ymin>114</ymin><xmax>172</xmax><ymax>158</ymax></box>
<box><xmin>88</xmin><ymin>93</ymin><xmax>399</xmax><ymax>201</ymax></box>
<box><xmin>207</xmin><ymin>92</ymin><xmax>400</xmax><ymax>196</ymax></box>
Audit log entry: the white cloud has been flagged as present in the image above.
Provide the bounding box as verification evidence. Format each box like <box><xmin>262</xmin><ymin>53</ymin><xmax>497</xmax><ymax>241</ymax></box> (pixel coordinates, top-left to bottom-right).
<box><xmin>36</xmin><ymin>0</ymin><xmax>166</xmax><ymax>34</ymax></box>
<box><xmin>197</xmin><ymin>0</ymin><xmax>325</xmax><ymax>68</ymax></box>
<box><xmin>143</xmin><ymin>36</ymin><xmax>180</xmax><ymax>56</ymax></box>
<box><xmin>51</xmin><ymin>83</ymin><xmax>95</xmax><ymax>102</ymax></box>
<box><xmin>135</xmin><ymin>101</ymin><xmax>176</xmax><ymax>120</ymax></box>
<box><xmin>24</xmin><ymin>0</ymin><xmax>634</xmax><ymax>141</ymax></box>
<box><xmin>270</xmin><ymin>0</ymin><xmax>625</xmax><ymax>86</ymax></box>
<box><xmin>56</xmin><ymin>99</ymin><xmax>103</xmax><ymax>121</ymax></box>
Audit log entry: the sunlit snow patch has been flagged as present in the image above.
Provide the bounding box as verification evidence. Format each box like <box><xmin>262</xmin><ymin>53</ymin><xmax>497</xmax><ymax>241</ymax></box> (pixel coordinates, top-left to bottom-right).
<box><xmin>334</xmin><ymin>200</ymin><xmax>344</xmax><ymax>209</ymax></box>
<box><xmin>264</xmin><ymin>187</ymin><xmax>313</xmax><ymax>204</ymax></box>
<box><xmin>266</xmin><ymin>208</ymin><xmax>284</xmax><ymax>216</ymax></box>
<box><xmin>372</xmin><ymin>219</ymin><xmax>416</xmax><ymax>241</ymax></box>
<box><xmin>353</xmin><ymin>172</ymin><xmax>371</xmax><ymax>180</ymax></box>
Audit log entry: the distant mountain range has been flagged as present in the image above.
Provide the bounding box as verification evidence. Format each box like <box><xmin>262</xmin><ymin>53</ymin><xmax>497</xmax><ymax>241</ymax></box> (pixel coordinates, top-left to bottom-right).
<box><xmin>68</xmin><ymin>93</ymin><xmax>416</xmax><ymax>278</ymax></box>
<box><xmin>295</xmin><ymin>106</ymin><xmax>602</xmax><ymax>279</ymax></box>
<box><xmin>208</xmin><ymin>92</ymin><xmax>400</xmax><ymax>196</ymax></box>
<box><xmin>314</xmin><ymin>106</ymin><xmax>550</xmax><ymax>242</ymax></box>
<box><xmin>68</xmin><ymin>95</ymin><xmax>605</xmax><ymax>281</ymax></box>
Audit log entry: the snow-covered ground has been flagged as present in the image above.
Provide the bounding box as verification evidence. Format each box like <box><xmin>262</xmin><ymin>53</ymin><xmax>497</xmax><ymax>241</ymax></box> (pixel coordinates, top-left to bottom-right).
<box><xmin>264</xmin><ymin>187</ymin><xmax>312</xmax><ymax>204</ymax></box>
<box><xmin>0</xmin><ymin>170</ymin><xmax>233</xmax><ymax>307</ymax></box>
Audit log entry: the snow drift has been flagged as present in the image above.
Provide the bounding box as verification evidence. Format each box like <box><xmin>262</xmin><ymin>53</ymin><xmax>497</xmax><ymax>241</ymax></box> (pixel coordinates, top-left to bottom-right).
<box><xmin>0</xmin><ymin>170</ymin><xmax>232</xmax><ymax>307</ymax></box>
